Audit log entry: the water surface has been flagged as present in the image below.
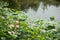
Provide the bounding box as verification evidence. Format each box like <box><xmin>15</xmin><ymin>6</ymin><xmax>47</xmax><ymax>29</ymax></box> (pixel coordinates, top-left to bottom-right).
<box><xmin>26</xmin><ymin>3</ymin><xmax>60</xmax><ymax>21</ymax></box>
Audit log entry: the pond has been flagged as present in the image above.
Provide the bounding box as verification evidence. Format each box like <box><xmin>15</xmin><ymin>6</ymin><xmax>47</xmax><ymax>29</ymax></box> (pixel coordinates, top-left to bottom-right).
<box><xmin>5</xmin><ymin>0</ymin><xmax>60</xmax><ymax>21</ymax></box>
<box><xmin>25</xmin><ymin>2</ymin><xmax>60</xmax><ymax>21</ymax></box>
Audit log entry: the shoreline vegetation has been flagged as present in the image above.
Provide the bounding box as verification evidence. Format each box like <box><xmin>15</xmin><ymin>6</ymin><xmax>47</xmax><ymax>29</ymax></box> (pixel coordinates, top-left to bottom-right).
<box><xmin>1</xmin><ymin>0</ymin><xmax>60</xmax><ymax>10</ymax></box>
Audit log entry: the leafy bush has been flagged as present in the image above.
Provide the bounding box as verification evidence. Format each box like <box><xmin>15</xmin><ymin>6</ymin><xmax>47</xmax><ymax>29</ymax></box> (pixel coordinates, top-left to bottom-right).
<box><xmin>0</xmin><ymin>1</ymin><xmax>60</xmax><ymax>40</ymax></box>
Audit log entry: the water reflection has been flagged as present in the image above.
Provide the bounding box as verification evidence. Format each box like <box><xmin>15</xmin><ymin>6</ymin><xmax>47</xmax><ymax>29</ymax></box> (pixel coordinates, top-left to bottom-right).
<box><xmin>2</xmin><ymin>0</ymin><xmax>60</xmax><ymax>20</ymax></box>
<box><xmin>26</xmin><ymin>3</ymin><xmax>60</xmax><ymax>20</ymax></box>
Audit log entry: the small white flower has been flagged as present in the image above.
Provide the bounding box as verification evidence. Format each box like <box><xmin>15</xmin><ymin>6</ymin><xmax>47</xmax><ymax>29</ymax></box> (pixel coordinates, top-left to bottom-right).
<box><xmin>52</xmin><ymin>29</ymin><xmax>57</xmax><ymax>32</ymax></box>
<box><xmin>8</xmin><ymin>31</ymin><xmax>11</xmax><ymax>34</ymax></box>
<box><xmin>0</xmin><ymin>16</ymin><xmax>5</xmax><ymax>19</ymax></box>
<box><xmin>8</xmin><ymin>24</ymin><xmax>14</xmax><ymax>28</ymax></box>
<box><xmin>40</xmin><ymin>29</ymin><xmax>46</xmax><ymax>32</ymax></box>
<box><xmin>16</xmin><ymin>25</ymin><xmax>19</xmax><ymax>28</ymax></box>
<box><xmin>16</xmin><ymin>20</ymin><xmax>19</xmax><ymax>24</ymax></box>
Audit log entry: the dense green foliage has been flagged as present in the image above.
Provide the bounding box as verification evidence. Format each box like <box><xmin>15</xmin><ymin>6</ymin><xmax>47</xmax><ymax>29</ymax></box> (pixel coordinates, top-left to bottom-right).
<box><xmin>0</xmin><ymin>1</ymin><xmax>60</xmax><ymax>40</ymax></box>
